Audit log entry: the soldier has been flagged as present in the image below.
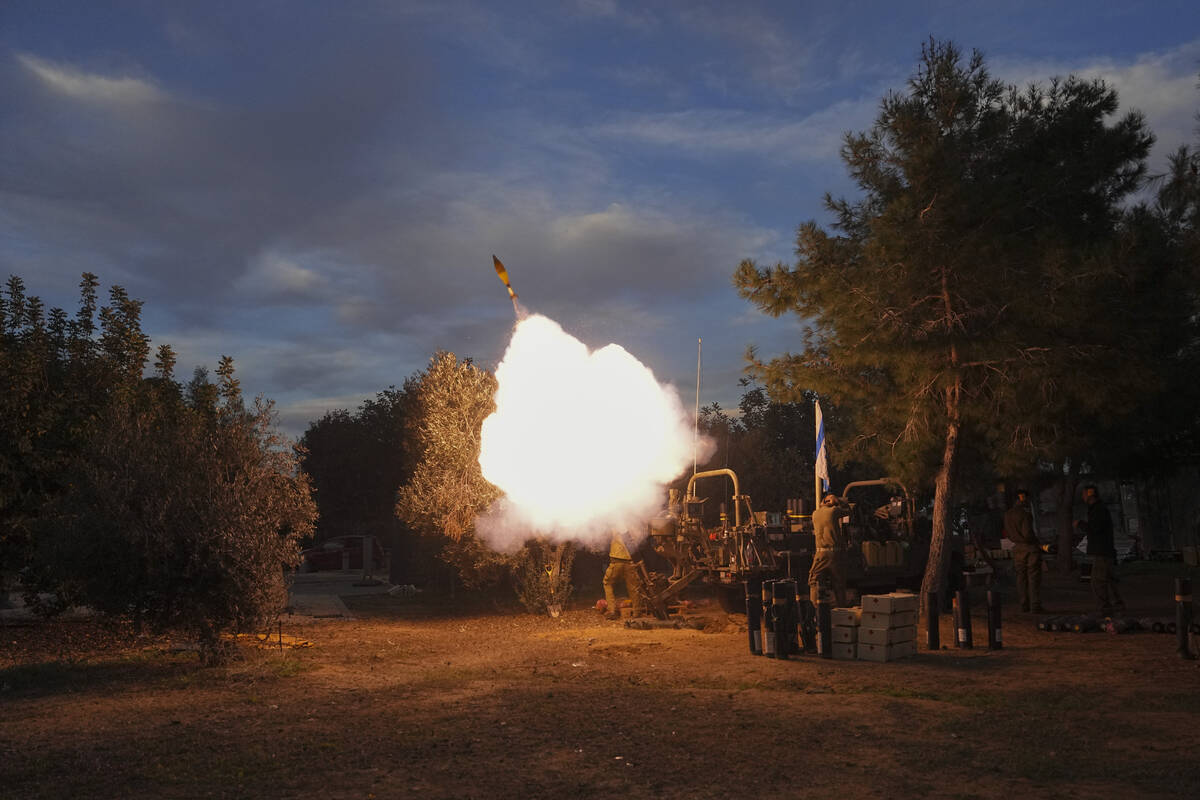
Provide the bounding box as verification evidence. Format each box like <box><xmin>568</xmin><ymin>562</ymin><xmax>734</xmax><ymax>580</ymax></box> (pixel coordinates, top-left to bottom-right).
<box><xmin>603</xmin><ymin>530</ymin><xmax>642</xmax><ymax>620</ymax></box>
<box><xmin>1075</xmin><ymin>485</ymin><xmax>1125</xmax><ymax>615</ymax></box>
<box><xmin>1004</xmin><ymin>489</ymin><xmax>1043</xmax><ymax>612</ymax></box>
<box><xmin>809</xmin><ymin>492</ymin><xmax>848</xmax><ymax>607</ymax></box>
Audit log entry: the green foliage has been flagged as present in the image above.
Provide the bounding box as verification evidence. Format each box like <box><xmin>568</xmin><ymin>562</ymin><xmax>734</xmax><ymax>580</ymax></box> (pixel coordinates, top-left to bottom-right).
<box><xmin>733</xmin><ymin>40</ymin><xmax>1171</xmax><ymax>594</ymax></box>
<box><xmin>29</xmin><ymin>388</ymin><xmax>316</xmax><ymax>660</ymax></box>
<box><xmin>394</xmin><ymin>352</ymin><xmax>508</xmax><ymax>588</ymax></box>
<box><xmin>513</xmin><ymin>540</ymin><xmax>574</xmax><ymax>616</ymax></box>
<box><xmin>2</xmin><ymin>273</ymin><xmax>316</xmax><ymax>661</ymax></box>
<box><xmin>300</xmin><ymin>387</ymin><xmax>413</xmax><ymax>542</ymax></box>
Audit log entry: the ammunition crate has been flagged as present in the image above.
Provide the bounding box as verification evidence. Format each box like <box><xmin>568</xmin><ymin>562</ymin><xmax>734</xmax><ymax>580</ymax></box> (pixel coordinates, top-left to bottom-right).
<box><xmin>857</xmin><ymin>639</ymin><xmax>916</xmax><ymax>662</ymax></box>
<box><xmin>858</xmin><ymin>625</ymin><xmax>916</xmax><ymax>646</ymax></box>
<box><xmin>860</xmin><ymin>609</ymin><xmax>917</xmax><ymax>629</ymax></box>
<box><xmin>861</xmin><ymin>592</ymin><xmax>919</xmax><ymax>615</ymax></box>
<box><xmin>831</xmin><ymin>608</ymin><xmax>861</xmax><ymax>627</ymax></box>
<box><xmin>832</xmin><ymin>625</ymin><xmax>858</xmax><ymax>643</ymax></box>
<box><xmin>832</xmin><ymin>642</ymin><xmax>857</xmax><ymax>660</ymax></box>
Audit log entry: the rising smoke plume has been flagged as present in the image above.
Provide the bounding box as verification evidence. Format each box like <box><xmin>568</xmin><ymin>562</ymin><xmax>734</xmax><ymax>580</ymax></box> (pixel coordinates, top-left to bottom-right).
<box><xmin>477</xmin><ymin>313</ymin><xmax>710</xmax><ymax>551</ymax></box>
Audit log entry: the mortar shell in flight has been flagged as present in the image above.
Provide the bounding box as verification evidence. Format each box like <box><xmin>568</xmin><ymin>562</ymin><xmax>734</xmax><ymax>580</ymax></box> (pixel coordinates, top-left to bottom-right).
<box><xmin>493</xmin><ymin>255</ymin><xmax>518</xmax><ymax>301</ymax></box>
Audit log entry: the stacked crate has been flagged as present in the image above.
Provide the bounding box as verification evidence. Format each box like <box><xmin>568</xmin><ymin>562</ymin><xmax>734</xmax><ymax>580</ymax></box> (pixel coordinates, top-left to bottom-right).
<box><xmin>857</xmin><ymin>592</ymin><xmax>918</xmax><ymax>662</ymax></box>
<box><xmin>830</xmin><ymin>607</ymin><xmax>861</xmax><ymax>660</ymax></box>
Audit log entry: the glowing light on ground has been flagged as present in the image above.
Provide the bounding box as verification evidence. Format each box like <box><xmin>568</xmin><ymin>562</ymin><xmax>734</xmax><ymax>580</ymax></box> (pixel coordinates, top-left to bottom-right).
<box><xmin>478</xmin><ymin>313</ymin><xmax>704</xmax><ymax>550</ymax></box>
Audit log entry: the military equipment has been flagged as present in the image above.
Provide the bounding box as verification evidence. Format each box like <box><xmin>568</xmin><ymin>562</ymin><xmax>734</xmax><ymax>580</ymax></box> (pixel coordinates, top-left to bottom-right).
<box><xmin>644</xmin><ymin>469</ymin><xmax>928</xmax><ymax>621</ymax></box>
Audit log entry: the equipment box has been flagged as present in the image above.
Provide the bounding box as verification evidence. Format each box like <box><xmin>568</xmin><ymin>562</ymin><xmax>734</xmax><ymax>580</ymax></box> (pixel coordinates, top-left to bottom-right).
<box><xmin>861</xmin><ymin>592</ymin><xmax>919</xmax><ymax>614</ymax></box>
<box><xmin>832</xmin><ymin>642</ymin><xmax>857</xmax><ymax>660</ymax></box>
<box><xmin>858</xmin><ymin>625</ymin><xmax>916</xmax><ymax>646</ymax></box>
<box><xmin>857</xmin><ymin>639</ymin><xmax>916</xmax><ymax>662</ymax></box>
<box><xmin>832</xmin><ymin>625</ymin><xmax>858</xmax><ymax>643</ymax></box>
<box><xmin>832</xmin><ymin>608</ymin><xmax>861</xmax><ymax>627</ymax></box>
<box><xmin>860</xmin><ymin>609</ymin><xmax>917</xmax><ymax>629</ymax></box>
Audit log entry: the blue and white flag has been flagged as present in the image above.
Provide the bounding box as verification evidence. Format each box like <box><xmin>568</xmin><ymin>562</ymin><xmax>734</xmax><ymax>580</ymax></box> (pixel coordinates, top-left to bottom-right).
<box><xmin>815</xmin><ymin>399</ymin><xmax>830</xmax><ymax>494</ymax></box>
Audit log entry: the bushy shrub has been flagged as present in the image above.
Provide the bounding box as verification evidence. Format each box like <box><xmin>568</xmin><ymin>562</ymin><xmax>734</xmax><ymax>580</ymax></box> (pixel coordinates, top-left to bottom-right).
<box><xmin>514</xmin><ymin>539</ymin><xmax>574</xmax><ymax>616</ymax></box>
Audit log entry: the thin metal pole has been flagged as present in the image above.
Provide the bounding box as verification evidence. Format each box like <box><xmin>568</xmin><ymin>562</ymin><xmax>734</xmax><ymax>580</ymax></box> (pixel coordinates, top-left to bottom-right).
<box><xmin>814</xmin><ymin>400</ymin><xmax>821</xmax><ymax>510</ymax></box>
<box><xmin>693</xmin><ymin>337</ymin><xmax>701</xmax><ymax>476</ymax></box>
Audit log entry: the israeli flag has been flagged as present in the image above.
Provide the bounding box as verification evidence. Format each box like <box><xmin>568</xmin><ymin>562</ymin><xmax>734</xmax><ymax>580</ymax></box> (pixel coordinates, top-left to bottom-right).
<box><xmin>815</xmin><ymin>399</ymin><xmax>830</xmax><ymax>493</ymax></box>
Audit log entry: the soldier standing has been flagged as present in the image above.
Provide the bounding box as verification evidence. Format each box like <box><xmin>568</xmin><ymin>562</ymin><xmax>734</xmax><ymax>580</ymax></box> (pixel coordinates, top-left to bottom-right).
<box><xmin>603</xmin><ymin>530</ymin><xmax>642</xmax><ymax>620</ymax></box>
<box><xmin>809</xmin><ymin>493</ymin><xmax>848</xmax><ymax>607</ymax></box>
<box><xmin>1004</xmin><ymin>489</ymin><xmax>1043</xmax><ymax>612</ymax></box>
<box><xmin>1075</xmin><ymin>485</ymin><xmax>1125</xmax><ymax>615</ymax></box>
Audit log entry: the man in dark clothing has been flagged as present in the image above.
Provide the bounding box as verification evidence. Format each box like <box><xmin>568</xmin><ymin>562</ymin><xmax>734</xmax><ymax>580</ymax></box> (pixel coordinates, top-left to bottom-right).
<box><xmin>1004</xmin><ymin>489</ymin><xmax>1043</xmax><ymax>612</ymax></box>
<box><xmin>1075</xmin><ymin>484</ymin><xmax>1125</xmax><ymax>614</ymax></box>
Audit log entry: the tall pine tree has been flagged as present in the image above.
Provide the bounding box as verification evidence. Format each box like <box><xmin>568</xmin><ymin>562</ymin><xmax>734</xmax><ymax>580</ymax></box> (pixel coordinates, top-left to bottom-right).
<box><xmin>734</xmin><ymin>41</ymin><xmax>1157</xmax><ymax>602</ymax></box>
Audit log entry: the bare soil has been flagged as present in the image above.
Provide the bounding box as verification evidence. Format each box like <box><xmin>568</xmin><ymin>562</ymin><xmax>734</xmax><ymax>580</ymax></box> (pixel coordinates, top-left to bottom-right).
<box><xmin>2</xmin><ymin>566</ymin><xmax>1199</xmax><ymax>800</ymax></box>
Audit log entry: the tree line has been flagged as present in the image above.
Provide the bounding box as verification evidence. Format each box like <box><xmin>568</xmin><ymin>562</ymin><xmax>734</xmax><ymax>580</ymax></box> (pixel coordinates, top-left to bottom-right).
<box><xmin>3</xmin><ymin>40</ymin><xmax>1197</xmax><ymax>642</ymax></box>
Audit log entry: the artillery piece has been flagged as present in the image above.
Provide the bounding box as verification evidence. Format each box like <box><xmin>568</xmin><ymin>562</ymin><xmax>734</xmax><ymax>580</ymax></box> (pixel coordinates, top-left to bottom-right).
<box><xmin>641</xmin><ymin>469</ymin><xmax>928</xmax><ymax>616</ymax></box>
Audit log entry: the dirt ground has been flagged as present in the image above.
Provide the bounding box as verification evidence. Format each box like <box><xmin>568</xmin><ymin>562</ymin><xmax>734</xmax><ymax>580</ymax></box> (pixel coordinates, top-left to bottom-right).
<box><xmin>2</xmin><ymin>566</ymin><xmax>1199</xmax><ymax>800</ymax></box>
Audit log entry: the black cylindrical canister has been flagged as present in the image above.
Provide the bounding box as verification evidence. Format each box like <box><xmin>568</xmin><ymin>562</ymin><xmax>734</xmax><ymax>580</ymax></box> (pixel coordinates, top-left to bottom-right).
<box><xmin>762</xmin><ymin>580</ymin><xmax>776</xmax><ymax>658</ymax></box>
<box><xmin>745</xmin><ymin>578</ymin><xmax>762</xmax><ymax>655</ymax></box>
<box><xmin>925</xmin><ymin>590</ymin><xmax>940</xmax><ymax>650</ymax></box>
<box><xmin>1176</xmin><ymin>578</ymin><xmax>1194</xmax><ymax>660</ymax></box>
<box><xmin>773</xmin><ymin>579</ymin><xmax>792</xmax><ymax>660</ymax></box>
<box><xmin>817</xmin><ymin>600</ymin><xmax>833</xmax><ymax>659</ymax></box>
<box><xmin>986</xmin><ymin>589</ymin><xmax>1002</xmax><ymax>650</ymax></box>
<box><xmin>954</xmin><ymin>588</ymin><xmax>973</xmax><ymax>649</ymax></box>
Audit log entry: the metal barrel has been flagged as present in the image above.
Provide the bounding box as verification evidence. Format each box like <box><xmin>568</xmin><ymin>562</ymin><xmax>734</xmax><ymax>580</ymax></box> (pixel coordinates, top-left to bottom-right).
<box><xmin>986</xmin><ymin>589</ymin><xmax>1002</xmax><ymax>650</ymax></box>
<box><xmin>817</xmin><ymin>600</ymin><xmax>833</xmax><ymax>659</ymax></box>
<box><xmin>745</xmin><ymin>578</ymin><xmax>762</xmax><ymax>655</ymax></box>
<box><xmin>925</xmin><ymin>590</ymin><xmax>940</xmax><ymax>650</ymax></box>
<box><xmin>1176</xmin><ymin>578</ymin><xmax>1194</xmax><ymax>659</ymax></box>
<box><xmin>762</xmin><ymin>580</ymin><xmax>776</xmax><ymax>658</ymax></box>
<box><xmin>954</xmin><ymin>587</ymin><xmax>973</xmax><ymax>649</ymax></box>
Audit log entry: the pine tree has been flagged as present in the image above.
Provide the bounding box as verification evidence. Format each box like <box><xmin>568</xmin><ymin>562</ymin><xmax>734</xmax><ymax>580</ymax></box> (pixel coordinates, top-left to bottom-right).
<box><xmin>734</xmin><ymin>40</ymin><xmax>1157</xmax><ymax>602</ymax></box>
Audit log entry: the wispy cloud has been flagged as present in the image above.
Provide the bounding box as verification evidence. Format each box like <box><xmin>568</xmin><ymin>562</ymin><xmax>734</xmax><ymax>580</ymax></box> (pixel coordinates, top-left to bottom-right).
<box><xmin>16</xmin><ymin>53</ymin><xmax>166</xmax><ymax>105</ymax></box>
<box><xmin>993</xmin><ymin>37</ymin><xmax>1200</xmax><ymax>166</ymax></box>
<box><xmin>591</xmin><ymin>98</ymin><xmax>876</xmax><ymax>163</ymax></box>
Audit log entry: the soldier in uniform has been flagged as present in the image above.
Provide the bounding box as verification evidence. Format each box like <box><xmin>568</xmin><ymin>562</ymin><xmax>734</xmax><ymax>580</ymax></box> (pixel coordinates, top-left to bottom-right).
<box><xmin>1075</xmin><ymin>484</ymin><xmax>1125</xmax><ymax>615</ymax></box>
<box><xmin>1004</xmin><ymin>489</ymin><xmax>1043</xmax><ymax>612</ymax></box>
<box><xmin>603</xmin><ymin>530</ymin><xmax>642</xmax><ymax>620</ymax></box>
<box><xmin>809</xmin><ymin>492</ymin><xmax>848</xmax><ymax>607</ymax></box>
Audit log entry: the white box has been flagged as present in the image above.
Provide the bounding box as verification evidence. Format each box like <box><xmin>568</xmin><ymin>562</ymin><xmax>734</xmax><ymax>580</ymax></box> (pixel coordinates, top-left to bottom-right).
<box><xmin>857</xmin><ymin>639</ymin><xmax>916</xmax><ymax>662</ymax></box>
<box><xmin>861</xmin><ymin>592</ymin><xmax>919</xmax><ymax>614</ymax></box>
<box><xmin>832</xmin><ymin>625</ymin><xmax>858</xmax><ymax>643</ymax></box>
<box><xmin>831</xmin><ymin>607</ymin><xmax>861</xmax><ymax>627</ymax></box>
<box><xmin>861</xmin><ymin>609</ymin><xmax>917</xmax><ymax>629</ymax></box>
<box><xmin>858</xmin><ymin>625</ymin><xmax>916</xmax><ymax>646</ymax></box>
<box><xmin>832</xmin><ymin>642</ymin><xmax>857</xmax><ymax>660</ymax></box>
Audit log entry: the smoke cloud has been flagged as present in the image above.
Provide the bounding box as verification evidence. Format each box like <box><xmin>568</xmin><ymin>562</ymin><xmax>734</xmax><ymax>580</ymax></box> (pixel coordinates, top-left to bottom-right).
<box><xmin>477</xmin><ymin>313</ymin><xmax>710</xmax><ymax>551</ymax></box>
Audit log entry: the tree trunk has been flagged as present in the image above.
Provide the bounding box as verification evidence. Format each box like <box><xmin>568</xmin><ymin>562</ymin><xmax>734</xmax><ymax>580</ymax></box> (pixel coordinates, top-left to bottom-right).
<box><xmin>921</xmin><ymin>379</ymin><xmax>961</xmax><ymax>614</ymax></box>
<box><xmin>1056</xmin><ymin>461</ymin><xmax>1079</xmax><ymax>574</ymax></box>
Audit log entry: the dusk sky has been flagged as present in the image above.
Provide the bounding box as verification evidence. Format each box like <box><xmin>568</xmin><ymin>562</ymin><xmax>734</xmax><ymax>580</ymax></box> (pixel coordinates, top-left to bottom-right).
<box><xmin>3</xmin><ymin>1</ymin><xmax>1198</xmax><ymax>436</ymax></box>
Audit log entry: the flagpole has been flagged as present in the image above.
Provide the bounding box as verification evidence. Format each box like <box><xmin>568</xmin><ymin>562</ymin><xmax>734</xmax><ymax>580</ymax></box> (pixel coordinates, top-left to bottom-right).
<box><xmin>693</xmin><ymin>338</ymin><xmax>701</xmax><ymax>477</ymax></box>
<box><xmin>814</xmin><ymin>400</ymin><xmax>822</xmax><ymax>510</ymax></box>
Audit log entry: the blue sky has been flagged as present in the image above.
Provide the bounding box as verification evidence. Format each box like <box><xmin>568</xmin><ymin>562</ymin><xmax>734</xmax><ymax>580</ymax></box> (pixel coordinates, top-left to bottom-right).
<box><xmin>3</xmin><ymin>1</ymin><xmax>1198</xmax><ymax>435</ymax></box>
